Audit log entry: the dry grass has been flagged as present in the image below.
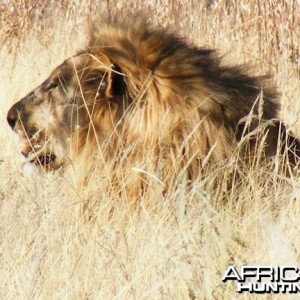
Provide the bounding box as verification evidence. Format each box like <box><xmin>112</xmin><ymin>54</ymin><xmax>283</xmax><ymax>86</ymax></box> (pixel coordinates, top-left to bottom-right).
<box><xmin>1</xmin><ymin>1</ymin><xmax>300</xmax><ymax>299</ymax></box>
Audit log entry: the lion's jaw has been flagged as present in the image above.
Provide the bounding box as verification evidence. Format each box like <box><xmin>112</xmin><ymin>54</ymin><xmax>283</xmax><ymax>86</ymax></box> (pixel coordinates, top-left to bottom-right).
<box><xmin>20</xmin><ymin>131</ymin><xmax>69</xmax><ymax>172</ymax></box>
<box><xmin>8</xmin><ymin>101</ymin><xmax>71</xmax><ymax>172</ymax></box>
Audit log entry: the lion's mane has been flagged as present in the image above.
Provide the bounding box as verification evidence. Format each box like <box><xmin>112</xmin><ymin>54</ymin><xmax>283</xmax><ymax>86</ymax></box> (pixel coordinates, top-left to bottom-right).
<box><xmin>71</xmin><ymin>17</ymin><xmax>299</xmax><ymax>189</ymax></box>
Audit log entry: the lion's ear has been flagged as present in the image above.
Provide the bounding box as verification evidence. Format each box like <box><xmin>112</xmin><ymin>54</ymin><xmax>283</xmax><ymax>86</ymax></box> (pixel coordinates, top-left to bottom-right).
<box><xmin>90</xmin><ymin>51</ymin><xmax>116</xmax><ymax>98</ymax></box>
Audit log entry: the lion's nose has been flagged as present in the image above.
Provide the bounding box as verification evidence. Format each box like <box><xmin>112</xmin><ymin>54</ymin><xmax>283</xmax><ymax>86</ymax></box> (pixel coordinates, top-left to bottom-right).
<box><xmin>7</xmin><ymin>106</ymin><xmax>18</xmax><ymax>130</ymax></box>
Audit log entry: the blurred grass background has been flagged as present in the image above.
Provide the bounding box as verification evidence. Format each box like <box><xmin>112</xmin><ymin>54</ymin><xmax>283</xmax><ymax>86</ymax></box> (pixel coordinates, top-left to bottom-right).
<box><xmin>0</xmin><ymin>1</ymin><xmax>300</xmax><ymax>299</ymax></box>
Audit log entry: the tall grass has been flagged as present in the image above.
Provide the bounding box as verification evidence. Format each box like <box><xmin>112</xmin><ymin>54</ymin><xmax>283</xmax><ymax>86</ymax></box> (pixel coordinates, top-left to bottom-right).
<box><xmin>0</xmin><ymin>1</ymin><xmax>300</xmax><ymax>299</ymax></box>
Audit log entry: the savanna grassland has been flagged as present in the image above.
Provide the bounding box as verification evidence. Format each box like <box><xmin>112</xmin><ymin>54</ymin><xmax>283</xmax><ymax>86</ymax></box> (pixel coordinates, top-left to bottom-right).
<box><xmin>1</xmin><ymin>1</ymin><xmax>300</xmax><ymax>299</ymax></box>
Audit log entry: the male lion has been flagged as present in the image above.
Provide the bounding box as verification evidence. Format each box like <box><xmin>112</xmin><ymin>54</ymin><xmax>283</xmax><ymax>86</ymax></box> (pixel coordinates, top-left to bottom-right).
<box><xmin>7</xmin><ymin>18</ymin><xmax>300</xmax><ymax>188</ymax></box>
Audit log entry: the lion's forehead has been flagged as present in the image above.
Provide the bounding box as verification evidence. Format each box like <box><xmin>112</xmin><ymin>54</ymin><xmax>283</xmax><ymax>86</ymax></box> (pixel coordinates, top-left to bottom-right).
<box><xmin>46</xmin><ymin>53</ymin><xmax>106</xmax><ymax>86</ymax></box>
<box><xmin>48</xmin><ymin>60</ymin><xmax>75</xmax><ymax>83</ymax></box>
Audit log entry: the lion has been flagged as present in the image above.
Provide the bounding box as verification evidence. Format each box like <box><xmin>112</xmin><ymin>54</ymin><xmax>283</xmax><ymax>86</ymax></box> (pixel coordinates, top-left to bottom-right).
<box><xmin>6</xmin><ymin>18</ymin><xmax>300</xmax><ymax>193</ymax></box>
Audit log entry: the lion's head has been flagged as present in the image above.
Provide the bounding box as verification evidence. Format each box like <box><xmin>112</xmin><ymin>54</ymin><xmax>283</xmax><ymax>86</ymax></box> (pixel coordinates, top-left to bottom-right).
<box><xmin>7</xmin><ymin>50</ymin><xmax>126</xmax><ymax>171</ymax></box>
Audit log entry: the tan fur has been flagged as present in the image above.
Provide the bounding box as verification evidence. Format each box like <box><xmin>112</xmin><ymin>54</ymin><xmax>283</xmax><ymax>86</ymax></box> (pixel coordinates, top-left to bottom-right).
<box><xmin>7</xmin><ymin>17</ymin><xmax>300</xmax><ymax>198</ymax></box>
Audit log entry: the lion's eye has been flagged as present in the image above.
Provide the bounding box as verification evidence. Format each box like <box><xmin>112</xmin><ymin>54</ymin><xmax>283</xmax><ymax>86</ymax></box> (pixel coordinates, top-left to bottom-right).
<box><xmin>47</xmin><ymin>82</ymin><xmax>58</xmax><ymax>92</ymax></box>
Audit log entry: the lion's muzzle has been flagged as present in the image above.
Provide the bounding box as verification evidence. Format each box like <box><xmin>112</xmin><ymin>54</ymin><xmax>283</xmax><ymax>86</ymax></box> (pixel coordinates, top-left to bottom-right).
<box><xmin>7</xmin><ymin>94</ymin><xmax>61</xmax><ymax>170</ymax></box>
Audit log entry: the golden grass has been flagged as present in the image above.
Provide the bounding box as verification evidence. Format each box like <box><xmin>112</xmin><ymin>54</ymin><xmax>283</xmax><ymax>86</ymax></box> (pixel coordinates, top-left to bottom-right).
<box><xmin>1</xmin><ymin>1</ymin><xmax>300</xmax><ymax>299</ymax></box>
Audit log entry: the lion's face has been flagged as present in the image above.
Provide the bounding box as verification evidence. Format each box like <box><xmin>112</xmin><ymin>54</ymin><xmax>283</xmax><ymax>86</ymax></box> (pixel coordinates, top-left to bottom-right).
<box><xmin>7</xmin><ymin>52</ymin><xmax>119</xmax><ymax>171</ymax></box>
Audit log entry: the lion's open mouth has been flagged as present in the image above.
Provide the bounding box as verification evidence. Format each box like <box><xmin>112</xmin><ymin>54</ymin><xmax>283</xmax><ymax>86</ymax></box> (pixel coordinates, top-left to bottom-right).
<box><xmin>34</xmin><ymin>154</ymin><xmax>56</xmax><ymax>166</ymax></box>
<box><xmin>22</xmin><ymin>151</ymin><xmax>56</xmax><ymax>166</ymax></box>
